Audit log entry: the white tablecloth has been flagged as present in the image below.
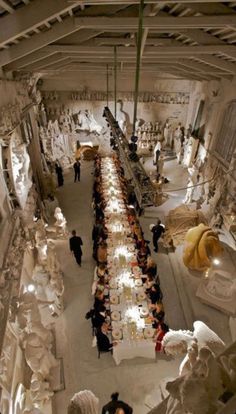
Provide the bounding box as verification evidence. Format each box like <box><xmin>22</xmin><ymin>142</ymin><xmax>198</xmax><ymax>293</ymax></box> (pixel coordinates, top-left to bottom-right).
<box><xmin>113</xmin><ymin>339</ymin><xmax>155</xmax><ymax>365</ymax></box>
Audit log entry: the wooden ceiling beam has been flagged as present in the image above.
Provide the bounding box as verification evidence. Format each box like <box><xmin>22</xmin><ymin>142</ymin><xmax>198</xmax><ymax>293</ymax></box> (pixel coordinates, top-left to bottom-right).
<box><xmin>0</xmin><ymin>0</ymin><xmax>14</xmax><ymax>14</ymax></box>
<box><xmin>45</xmin><ymin>44</ymin><xmax>236</xmax><ymax>55</ymax></box>
<box><xmin>196</xmin><ymin>54</ymin><xmax>236</xmax><ymax>73</ymax></box>
<box><xmin>0</xmin><ymin>17</ymin><xmax>80</xmax><ymax>67</ymax></box>
<box><xmin>74</xmin><ymin>15</ymin><xmax>236</xmax><ymax>30</ymax></box>
<box><xmin>67</xmin><ymin>0</ymin><xmax>236</xmax><ymax>4</ymax></box>
<box><xmin>0</xmin><ymin>0</ymin><xmax>79</xmax><ymax>47</ymax></box>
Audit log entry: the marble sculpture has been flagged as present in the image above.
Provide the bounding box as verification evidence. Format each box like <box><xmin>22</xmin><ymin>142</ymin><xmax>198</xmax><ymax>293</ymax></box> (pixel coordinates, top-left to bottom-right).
<box><xmin>149</xmin><ymin>321</ymin><xmax>236</xmax><ymax>414</ymax></box>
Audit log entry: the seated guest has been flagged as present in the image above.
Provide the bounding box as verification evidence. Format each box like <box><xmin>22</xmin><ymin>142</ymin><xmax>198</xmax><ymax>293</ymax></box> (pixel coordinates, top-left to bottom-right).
<box><xmin>96</xmin><ymin>323</ymin><xmax>116</xmax><ymax>353</ymax></box>
<box><xmin>92</xmin><ymin>305</ymin><xmax>107</xmax><ymax>330</ymax></box>
<box><xmin>144</xmin><ymin>256</ymin><xmax>157</xmax><ymax>278</ymax></box>
<box><xmin>102</xmin><ymin>392</ymin><xmax>133</xmax><ymax>414</ymax></box>
<box><xmin>147</xmin><ymin>283</ymin><xmax>163</xmax><ymax>304</ymax></box>
<box><xmin>92</xmin><ymin>220</ymin><xmax>104</xmax><ymax>245</ymax></box>
<box><xmin>94</xmin><ymin>263</ymin><xmax>108</xmax><ymax>281</ymax></box>
<box><xmin>143</xmin><ymin>274</ymin><xmax>155</xmax><ymax>289</ymax></box>
<box><xmin>151</xmin><ymin>302</ymin><xmax>165</xmax><ymax>327</ymax></box>
<box><xmin>137</xmin><ymin>249</ymin><xmax>147</xmax><ymax>270</ymax></box>
<box><xmin>97</xmin><ymin>241</ymin><xmax>108</xmax><ymax>264</ymax></box>
<box><xmin>94</xmin><ymin>290</ymin><xmax>105</xmax><ymax>310</ymax></box>
<box><xmin>155</xmin><ymin>322</ymin><xmax>169</xmax><ymax>352</ymax></box>
<box><xmin>92</xmin><ymin>276</ymin><xmax>106</xmax><ymax>296</ymax></box>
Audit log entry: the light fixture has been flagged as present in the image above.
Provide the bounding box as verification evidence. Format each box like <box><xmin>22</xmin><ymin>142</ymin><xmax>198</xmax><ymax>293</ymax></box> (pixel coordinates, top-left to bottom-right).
<box><xmin>212</xmin><ymin>258</ymin><xmax>220</xmax><ymax>265</ymax></box>
<box><xmin>27</xmin><ymin>284</ymin><xmax>35</xmax><ymax>293</ymax></box>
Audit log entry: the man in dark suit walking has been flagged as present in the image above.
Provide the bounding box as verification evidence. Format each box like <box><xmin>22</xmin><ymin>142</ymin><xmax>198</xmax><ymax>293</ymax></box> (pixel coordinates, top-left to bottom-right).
<box><xmin>151</xmin><ymin>219</ymin><xmax>165</xmax><ymax>252</ymax></box>
<box><xmin>73</xmin><ymin>159</ymin><xmax>81</xmax><ymax>182</ymax></box>
<box><xmin>69</xmin><ymin>230</ymin><xmax>83</xmax><ymax>266</ymax></box>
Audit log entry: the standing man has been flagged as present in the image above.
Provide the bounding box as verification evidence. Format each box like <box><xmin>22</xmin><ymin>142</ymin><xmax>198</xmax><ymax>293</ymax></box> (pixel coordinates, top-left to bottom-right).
<box><xmin>73</xmin><ymin>159</ymin><xmax>81</xmax><ymax>182</ymax></box>
<box><xmin>151</xmin><ymin>219</ymin><xmax>165</xmax><ymax>252</ymax></box>
<box><xmin>69</xmin><ymin>230</ymin><xmax>83</xmax><ymax>266</ymax></box>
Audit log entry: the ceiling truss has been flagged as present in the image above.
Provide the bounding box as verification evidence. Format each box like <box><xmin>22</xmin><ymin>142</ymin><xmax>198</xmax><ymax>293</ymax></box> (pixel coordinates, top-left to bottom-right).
<box><xmin>0</xmin><ymin>0</ymin><xmax>235</xmax><ymax>82</ymax></box>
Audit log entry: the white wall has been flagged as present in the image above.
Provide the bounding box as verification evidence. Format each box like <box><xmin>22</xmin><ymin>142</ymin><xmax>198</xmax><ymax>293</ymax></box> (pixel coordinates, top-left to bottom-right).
<box><xmin>185</xmin><ymin>76</ymin><xmax>236</xmax><ymax>152</ymax></box>
<box><xmin>41</xmin><ymin>73</ymin><xmax>191</xmax><ymax>93</ymax></box>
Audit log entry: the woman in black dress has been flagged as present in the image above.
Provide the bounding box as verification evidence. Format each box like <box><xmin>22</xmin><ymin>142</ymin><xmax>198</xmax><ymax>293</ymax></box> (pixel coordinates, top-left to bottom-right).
<box><xmin>55</xmin><ymin>162</ymin><xmax>64</xmax><ymax>187</ymax></box>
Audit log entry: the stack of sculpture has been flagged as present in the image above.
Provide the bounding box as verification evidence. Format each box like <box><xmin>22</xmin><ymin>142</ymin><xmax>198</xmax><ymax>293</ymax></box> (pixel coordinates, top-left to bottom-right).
<box><xmin>0</xmin><ymin>209</ymin><xmax>64</xmax><ymax>414</ymax></box>
<box><xmin>15</xmin><ymin>224</ymin><xmax>64</xmax><ymax>412</ymax></box>
<box><xmin>69</xmin><ymin>90</ymin><xmax>190</xmax><ymax>103</ymax></box>
<box><xmin>0</xmin><ymin>80</ymin><xmax>31</xmax><ymax>135</ymax></box>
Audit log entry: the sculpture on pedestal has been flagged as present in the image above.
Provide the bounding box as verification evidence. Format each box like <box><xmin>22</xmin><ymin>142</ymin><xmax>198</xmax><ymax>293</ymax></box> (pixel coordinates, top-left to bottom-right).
<box><xmin>10</xmin><ymin>136</ymin><xmax>32</xmax><ymax>209</ymax></box>
<box><xmin>183</xmin><ymin>223</ymin><xmax>223</xmax><ymax>271</ymax></box>
<box><xmin>22</xmin><ymin>332</ymin><xmax>58</xmax><ymax>379</ymax></box>
<box><xmin>163</xmin><ymin>120</ymin><xmax>171</xmax><ymax>147</ymax></box>
<box><xmin>54</xmin><ymin>207</ymin><xmax>67</xmax><ymax>236</ymax></box>
<box><xmin>183</xmin><ymin>179</ymin><xmax>195</xmax><ymax>204</ymax></box>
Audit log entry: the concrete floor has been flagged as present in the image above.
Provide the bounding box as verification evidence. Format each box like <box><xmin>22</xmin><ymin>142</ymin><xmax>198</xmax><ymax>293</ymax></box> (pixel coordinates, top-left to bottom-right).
<box><xmin>52</xmin><ymin>156</ymin><xmax>235</xmax><ymax>414</ymax></box>
<box><xmin>53</xmin><ymin>161</ymin><xmax>181</xmax><ymax>414</ymax></box>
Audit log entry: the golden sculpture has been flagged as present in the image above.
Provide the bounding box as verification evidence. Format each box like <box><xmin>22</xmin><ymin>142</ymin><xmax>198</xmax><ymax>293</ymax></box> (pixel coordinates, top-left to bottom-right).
<box><xmin>183</xmin><ymin>223</ymin><xmax>223</xmax><ymax>271</ymax></box>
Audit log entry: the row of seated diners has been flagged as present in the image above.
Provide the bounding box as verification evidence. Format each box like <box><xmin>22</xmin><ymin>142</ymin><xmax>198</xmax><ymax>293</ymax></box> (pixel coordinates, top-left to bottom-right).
<box><xmin>86</xmin><ymin>154</ymin><xmax>169</xmax><ymax>356</ymax></box>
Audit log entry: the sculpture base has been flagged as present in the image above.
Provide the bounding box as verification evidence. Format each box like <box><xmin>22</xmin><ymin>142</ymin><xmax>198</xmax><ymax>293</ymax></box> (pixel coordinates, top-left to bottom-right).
<box><xmin>196</xmin><ymin>270</ymin><xmax>236</xmax><ymax>316</ymax></box>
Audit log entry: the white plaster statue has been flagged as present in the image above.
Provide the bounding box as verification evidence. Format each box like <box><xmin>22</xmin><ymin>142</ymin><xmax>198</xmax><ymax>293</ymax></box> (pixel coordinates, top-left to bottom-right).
<box><xmin>17</xmin><ymin>292</ymin><xmax>42</xmax><ymax>331</ymax></box>
<box><xmin>157</xmin><ymin>322</ymin><xmax>227</xmax><ymax>414</ymax></box>
<box><xmin>220</xmin><ymin>353</ymin><xmax>236</xmax><ymax>393</ymax></box>
<box><xmin>67</xmin><ymin>390</ymin><xmax>99</xmax><ymax>414</ymax></box>
<box><xmin>166</xmin><ymin>346</ymin><xmax>224</xmax><ymax>414</ymax></box>
<box><xmin>78</xmin><ymin>110</ymin><xmax>90</xmax><ymax>130</ymax></box>
<box><xmin>153</xmin><ymin>141</ymin><xmax>162</xmax><ymax>165</ymax></box>
<box><xmin>184</xmin><ymin>179</ymin><xmax>194</xmax><ymax>204</ymax></box>
<box><xmin>22</xmin><ymin>332</ymin><xmax>58</xmax><ymax>379</ymax></box>
<box><xmin>162</xmin><ymin>321</ymin><xmax>225</xmax><ymax>357</ymax></box>
<box><xmin>46</xmin><ymin>241</ymin><xmax>61</xmax><ymax>275</ymax></box>
<box><xmin>135</xmin><ymin>118</ymin><xmax>142</xmax><ymax>133</ymax></box>
<box><xmin>54</xmin><ymin>207</ymin><xmax>67</xmax><ymax>236</ymax></box>
<box><xmin>11</xmin><ymin>140</ymin><xmax>32</xmax><ymax>208</ymax></box>
<box><xmin>32</xmin><ymin>264</ymin><xmax>63</xmax><ymax>317</ymax></box>
<box><xmin>27</xmin><ymin>373</ymin><xmax>54</xmax><ymax>413</ymax></box>
<box><xmin>163</xmin><ymin>120</ymin><xmax>171</xmax><ymax>146</ymax></box>
<box><xmin>188</xmin><ymin>164</ymin><xmax>199</xmax><ymax>185</ymax></box>
<box><xmin>116</xmin><ymin>100</ymin><xmax>127</xmax><ymax>134</ymax></box>
<box><xmin>156</xmin><ymin>155</ymin><xmax>164</xmax><ymax>176</ymax></box>
<box><xmin>87</xmin><ymin>110</ymin><xmax>103</xmax><ymax>134</ymax></box>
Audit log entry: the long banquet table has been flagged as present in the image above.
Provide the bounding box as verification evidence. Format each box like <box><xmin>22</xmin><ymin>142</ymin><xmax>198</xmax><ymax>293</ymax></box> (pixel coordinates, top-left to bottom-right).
<box><xmin>100</xmin><ymin>157</ymin><xmax>156</xmax><ymax>365</ymax></box>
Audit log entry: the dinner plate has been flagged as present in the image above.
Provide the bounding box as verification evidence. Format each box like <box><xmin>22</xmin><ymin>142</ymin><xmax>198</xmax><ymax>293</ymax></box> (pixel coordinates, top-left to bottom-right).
<box><xmin>135</xmin><ymin>279</ymin><xmax>143</xmax><ymax>287</ymax></box>
<box><xmin>111</xmin><ymin>310</ymin><xmax>121</xmax><ymax>321</ymax></box>
<box><xmin>110</xmin><ymin>294</ymin><xmax>119</xmax><ymax>305</ymax></box>
<box><xmin>140</xmin><ymin>307</ymin><xmax>149</xmax><ymax>317</ymax></box>
<box><xmin>143</xmin><ymin>327</ymin><xmax>155</xmax><ymax>338</ymax></box>
<box><xmin>137</xmin><ymin>292</ymin><xmax>146</xmax><ymax>302</ymax></box>
<box><xmin>109</xmin><ymin>279</ymin><xmax>117</xmax><ymax>289</ymax></box>
<box><xmin>112</xmin><ymin>328</ymin><xmax>123</xmax><ymax>340</ymax></box>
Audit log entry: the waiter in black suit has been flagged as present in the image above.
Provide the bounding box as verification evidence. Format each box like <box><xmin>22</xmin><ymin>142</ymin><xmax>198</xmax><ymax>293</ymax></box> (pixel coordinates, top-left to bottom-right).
<box><xmin>69</xmin><ymin>230</ymin><xmax>83</xmax><ymax>266</ymax></box>
<box><xmin>73</xmin><ymin>159</ymin><xmax>81</xmax><ymax>182</ymax></box>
